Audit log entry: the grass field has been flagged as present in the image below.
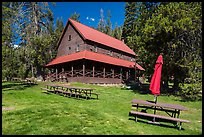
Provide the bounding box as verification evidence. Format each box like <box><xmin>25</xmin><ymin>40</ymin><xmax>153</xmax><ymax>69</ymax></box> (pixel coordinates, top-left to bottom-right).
<box><xmin>2</xmin><ymin>81</ymin><xmax>202</xmax><ymax>135</ymax></box>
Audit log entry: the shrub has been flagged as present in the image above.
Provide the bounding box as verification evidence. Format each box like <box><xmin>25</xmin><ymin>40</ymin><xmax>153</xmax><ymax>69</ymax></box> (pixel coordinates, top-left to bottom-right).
<box><xmin>178</xmin><ymin>83</ymin><xmax>202</xmax><ymax>101</ymax></box>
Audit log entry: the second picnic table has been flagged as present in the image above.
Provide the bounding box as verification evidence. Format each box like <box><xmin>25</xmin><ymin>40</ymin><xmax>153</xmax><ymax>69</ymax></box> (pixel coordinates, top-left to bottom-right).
<box><xmin>129</xmin><ymin>99</ymin><xmax>190</xmax><ymax>130</ymax></box>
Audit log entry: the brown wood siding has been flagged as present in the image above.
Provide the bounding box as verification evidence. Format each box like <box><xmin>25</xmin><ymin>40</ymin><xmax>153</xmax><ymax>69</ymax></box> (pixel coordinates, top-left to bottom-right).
<box><xmin>56</xmin><ymin>22</ymin><xmax>135</xmax><ymax>62</ymax></box>
<box><xmin>85</xmin><ymin>40</ymin><xmax>135</xmax><ymax>62</ymax></box>
<box><xmin>57</xmin><ymin>23</ymin><xmax>85</xmax><ymax>57</ymax></box>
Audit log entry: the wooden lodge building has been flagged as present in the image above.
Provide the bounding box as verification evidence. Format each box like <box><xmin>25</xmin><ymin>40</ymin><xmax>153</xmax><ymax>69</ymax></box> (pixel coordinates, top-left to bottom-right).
<box><xmin>45</xmin><ymin>18</ymin><xmax>145</xmax><ymax>84</ymax></box>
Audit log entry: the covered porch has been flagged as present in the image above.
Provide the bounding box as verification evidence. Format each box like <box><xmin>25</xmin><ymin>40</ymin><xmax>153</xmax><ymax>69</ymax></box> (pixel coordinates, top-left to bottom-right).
<box><xmin>45</xmin><ymin>59</ymin><xmax>139</xmax><ymax>84</ymax></box>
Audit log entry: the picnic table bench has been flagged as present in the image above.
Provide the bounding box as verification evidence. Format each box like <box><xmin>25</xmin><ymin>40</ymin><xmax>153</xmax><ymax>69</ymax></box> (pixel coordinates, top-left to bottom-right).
<box><xmin>129</xmin><ymin>99</ymin><xmax>190</xmax><ymax>130</ymax></box>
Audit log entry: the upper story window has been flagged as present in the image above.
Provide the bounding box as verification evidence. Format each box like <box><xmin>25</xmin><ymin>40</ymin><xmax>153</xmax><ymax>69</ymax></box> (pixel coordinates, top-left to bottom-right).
<box><xmin>117</xmin><ymin>53</ymin><xmax>121</xmax><ymax>58</ymax></box>
<box><xmin>76</xmin><ymin>44</ymin><xmax>80</xmax><ymax>52</ymax></box>
<box><xmin>108</xmin><ymin>50</ymin><xmax>113</xmax><ymax>56</ymax></box>
<box><xmin>94</xmin><ymin>45</ymin><xmax>98</xmax><ymax>52</ymax></box>
<box><xmin>68</xmin><ymin>35</ymin><xmax>71</xmax><ymax>41</ymax></box>
<box><xmin>130</xmin><ymin>57</ymin><xmax>135</xmax><ymax>61</ymax></box>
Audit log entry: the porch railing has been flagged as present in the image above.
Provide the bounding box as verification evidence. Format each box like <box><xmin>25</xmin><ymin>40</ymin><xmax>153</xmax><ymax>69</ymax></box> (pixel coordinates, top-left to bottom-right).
<box><xmin>46</xmin><ymin>69</ymin><xmax>122</xmax><ymax>82</ymax></box>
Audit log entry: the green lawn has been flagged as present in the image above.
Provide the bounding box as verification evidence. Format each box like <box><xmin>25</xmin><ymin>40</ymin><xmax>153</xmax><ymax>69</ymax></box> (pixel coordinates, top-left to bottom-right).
<box><xmin>2</xmin><ymin>81</ymin><xmax>202</xmax><ymax>135</ymax></box>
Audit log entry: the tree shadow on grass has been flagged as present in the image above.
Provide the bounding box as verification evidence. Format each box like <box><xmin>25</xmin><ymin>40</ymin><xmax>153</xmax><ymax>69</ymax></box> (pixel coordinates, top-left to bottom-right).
<box><xmin>124</xmin><ymin>81</ymin><xmax>201</xmax><ymax>104</ymax></box>
<box><xmin>2</xmin><ymin>82</ymin><xmax>38</xmax><ymax>91</ymax></box>
<box><xmin>123</xmin><ymin>81</ymin><xmax>193</xmax><ymax>103</ymax></box>
<box><xmin>122</xmin><ymin>81</ymin><xmax>151</xmax><ymax>95</ymax></box>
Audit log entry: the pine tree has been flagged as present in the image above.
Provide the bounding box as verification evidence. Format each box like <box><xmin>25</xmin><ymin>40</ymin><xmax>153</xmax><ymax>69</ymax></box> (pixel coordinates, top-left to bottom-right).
<box><xmin>70</xmin><ymin>12</ymin><xmax>80</xmax><ymax>22</ymax></box>
<box><xmin>97</xmin><ymin>8</ymin><xmax>106</xmax><ymax>33</ymax></box>
<box><xmin>13</xmin><ymin>2</ymin><xmax>56</xmax><ymax>80</ymax></box>
<box><xmin>122</xmin><ymin>2</ymin><xmax>138</xmax><ymax>43</ymax></box>
<box><xmin>2</xmin><ymin>2</ymin><xmax>21</xmax><ymax>79</ymax></box>
<box><xmin>113</xmin><ymin>22</ymin><xmax>122</xmax><ymax>40</ymax></box>
<box><xmin>105</xmin><ymin>10</ymin><xmax>112</xmax><ymax>36</ymax></box>
<box><xmin>131</xmin><ymin>2</ymin><xmax>202</xmax><ymax>92</ymax></box>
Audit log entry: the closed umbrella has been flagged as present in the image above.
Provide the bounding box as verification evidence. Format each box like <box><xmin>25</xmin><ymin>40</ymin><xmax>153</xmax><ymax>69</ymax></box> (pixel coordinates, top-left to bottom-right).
<box><xmin>149</xmin><ymin>54</ymin><xmax>163</xmax><ymax>103</ymax></box>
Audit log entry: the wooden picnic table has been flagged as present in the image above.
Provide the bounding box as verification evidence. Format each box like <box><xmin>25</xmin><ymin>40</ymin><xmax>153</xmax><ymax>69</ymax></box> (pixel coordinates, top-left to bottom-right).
<box><xmin>11</xmin><ymin>77</ymin><xmax>37</xmax><ymax>85</ymax></box>
<box><xmin>61</xmin><ymin>85</ymin><xmax>96</xmax><ymax>99</ymax></box>
<box><xmin>131</xmin><ymin>99</ymin><xmax>187</xmax><ymax>118</ymax></box>
<box><xmin>43</xmin><ymin>84</ymin><xmax>61</xmax><ymax>94</ymax></box>
<box><xmin>43</xmin><ymin>84</ymin><xmax>99</xmax><ymax>99</ymax></box>
<box><xmin>130</xmin><ymin>99</ymin><xmax>190</xmax><ymax>130</ymax></box>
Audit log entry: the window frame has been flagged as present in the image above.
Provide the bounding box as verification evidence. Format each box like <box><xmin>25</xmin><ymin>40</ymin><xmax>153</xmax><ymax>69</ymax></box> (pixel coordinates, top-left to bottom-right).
<box><xmin>68</xmin><ymin>35</ymin><xmax>71</xmax><ymax>41</ymax></box>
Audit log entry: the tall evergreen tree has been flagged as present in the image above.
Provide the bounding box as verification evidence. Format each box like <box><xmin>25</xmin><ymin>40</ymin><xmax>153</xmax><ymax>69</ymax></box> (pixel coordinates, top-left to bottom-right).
<box><xmin>2</xmin><ymin>2</ymin><xmax>21</xmax><ymax>79</ymax></box>
<box><xmin>122</xmin><ymin>2</ymin><xmax>138</xmax><ymax>43</ymax></box>
<box><xmin>105</xmin><ymin>10</ymin><xmax>112</xmax><ymax>36</ymax></box>
<box><xmin>112</xmin><ymin>22</ymin><xmax>122</xmax><ymax>40</ymax></box>
<box><xmin>70</xmin><ymin>12</ymin><xmax>80</xmax><ymax>22</ymax></box>
<box><xmin>2</xmin><ymin>2</ymin><xmax>65</xmax><ymax>80</ymax></box>
<box><xmin>97</xmin><ymin>8</ymin><xmax>106</xmax><ymax>33</ymax></box>
<box><xmin>136</xmin><ymin>2</ymin><xmax>201</xmax><ymax>92</ymax></box>
<box><xmin>126</xmin><ymin>2</ymin><xmax>159</xmax><ymax>76</ymax></box>
<box><xmin>13</xmin><ymin>2</ymin><xmax>56</xmax><ymax>80</ymax></box>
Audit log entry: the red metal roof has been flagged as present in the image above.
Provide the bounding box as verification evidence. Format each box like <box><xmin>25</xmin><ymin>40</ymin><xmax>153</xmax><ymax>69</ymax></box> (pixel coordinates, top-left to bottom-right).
<box><xmin>45</xmin><ymin>50</ymin><xmax>144</xmax><ymax>70</ymax></box>
<box><xmin>64</xmin><ymin>18</ymin><xmax>136</xmax><ymax>56</ymax></box>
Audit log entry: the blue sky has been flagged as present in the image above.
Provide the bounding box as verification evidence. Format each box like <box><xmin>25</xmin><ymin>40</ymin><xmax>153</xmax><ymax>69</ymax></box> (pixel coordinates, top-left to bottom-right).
<box><xmin>14</xmin><ymin>2</ymin><xmax>126</xmax><ymax>45</ymax></box>
<box><xmin>49</xmin><ymin>2</ymin><xmax>126</xmax><ymax>29</ymax></box>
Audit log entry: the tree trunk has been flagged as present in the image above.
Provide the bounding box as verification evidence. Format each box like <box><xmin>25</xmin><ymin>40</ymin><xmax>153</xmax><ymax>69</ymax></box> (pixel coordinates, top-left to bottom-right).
<box><xmin>162</xmin><ymin>66</ymin><xmax>169</xmax><ymax>93</ymax></box>
<box><xmin>36</xmin><ymin>64</ymin><xmax>44</xmax><ymax>81</ymax></box>
<box><xmin>173</xmin><ymin>77</ymin><xmax>180</xmax><ymax>92</ymax></box>
<box><xmin>24</xmin><ymin>64</ymin><xmax>31</xmax><ymax>79</ymax></box>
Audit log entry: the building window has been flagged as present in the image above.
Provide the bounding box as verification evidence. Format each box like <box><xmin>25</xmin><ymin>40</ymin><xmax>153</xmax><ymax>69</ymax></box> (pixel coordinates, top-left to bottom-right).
<box><xmin>90</xmin><ymin>47</ymin><xmax>93</xmax><ymax>51</ymax></box>
<box><xmin>117</xmin><ymin>53</ymin><xmax>121</xmax><ymax>58</ymax></box>
<box><xmin>108</xmin><ymin>50</ymin><xmax>110</xmax><ymax>55</ymax></box>
<box><xmin>76</xmin><ymin>44</ymin><xmax>80</xmax><ymax>52</ymax></box>
<box><xmin>108</xmin><ymin>50</ymin><xmax>113</xmax><ymax>56</ymax></box>
<box><xmin>68</xmin><ymin>35</ymin><xmax>71</xmax><ymax>41</ymax></box>
<box><xmin>94</xmin><ymin>45</ymin><xmax>98</xmax><ymax>52</ymax></box>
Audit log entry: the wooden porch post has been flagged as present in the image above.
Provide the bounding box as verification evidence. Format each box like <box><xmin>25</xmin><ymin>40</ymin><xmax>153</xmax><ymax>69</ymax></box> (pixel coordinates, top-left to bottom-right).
<box><xmin>83</xmin><ymin>61</ymin><xmax>85</xmax><ymax>77</ymax></box>
<box><xmin>120</xmin><ymin>68</ymin><xmax>122</xmax><ymax>79</ymax></box>
<box><xmin>112</xmin><ymin>68</ymin><xmax>114</xmax><ymax>78</ymax></box>
<box><xmin>103</xmin><ymin>67</ymin><xmax>105</xmax><ymax>78</ymax></box>
<box><xmin>71</xmin><ymin>65</ymin><xmax>73</xmax><ymax>77</ymax></box>
<box><xmin>48</xmin><ymin>69</ymin><xmax>51</xmax><ymax>81</ymax></box>
<box><xmin>126</xmin><ymin>70</ymin><xmax>128</xmax><ymax>80</ymax></box>
<box><xmin>93</xmin><ymin>65</ymin><xmax>95</xmax><ymax>77</ymax></box>
<box><xmin>129</xmin><ymin>69</ymin><xmax>130</xmax><ymax>79</ymax></box>
<box><xmin>56</xmin><ymin>67</ymin><xmax>58</xmax><ymax>80</ymax></box>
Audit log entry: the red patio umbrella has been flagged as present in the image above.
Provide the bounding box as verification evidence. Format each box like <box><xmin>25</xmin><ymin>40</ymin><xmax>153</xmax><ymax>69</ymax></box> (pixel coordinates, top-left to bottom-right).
<box><xmin>149</xmin><ymin>54</ymin><xmax>163</xmax><ymax>103</ymax></box>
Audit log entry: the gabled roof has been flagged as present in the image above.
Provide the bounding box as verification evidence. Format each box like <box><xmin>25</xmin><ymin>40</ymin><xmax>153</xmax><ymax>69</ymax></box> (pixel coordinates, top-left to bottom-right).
<box><xmin>57</xmin><ymin>18</ymin><xmax>136</xmax><ymax>56</ymax></box>
<box><xmin>45</xmin><ymin>50</ymin><xmax>144</xmax><ymax>70</ymax></box>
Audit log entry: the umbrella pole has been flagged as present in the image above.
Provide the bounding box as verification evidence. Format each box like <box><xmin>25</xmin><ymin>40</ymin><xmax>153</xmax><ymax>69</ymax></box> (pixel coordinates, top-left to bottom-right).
<box><xmin>154</xmin><ymin>95</ymin><xmax>157</xmax><ymax>104</ymax></box>
<box><xmin>153</xmin><ymin>95</ymin><xmax>157</xmax><ymax>122</ymax></box>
